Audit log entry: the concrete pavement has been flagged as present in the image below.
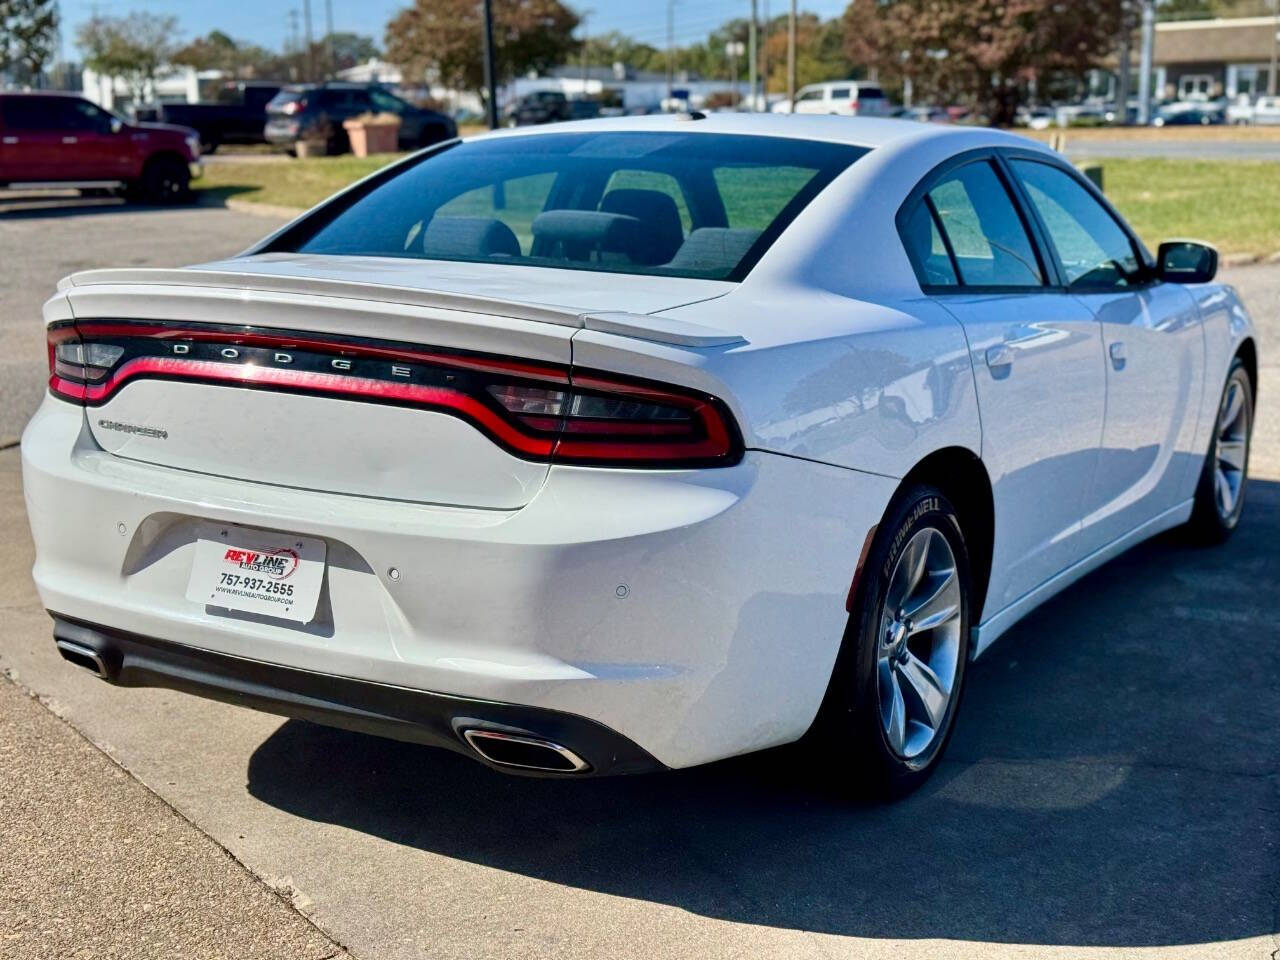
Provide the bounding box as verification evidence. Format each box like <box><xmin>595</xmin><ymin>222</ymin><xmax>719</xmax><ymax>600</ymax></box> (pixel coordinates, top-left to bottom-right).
<box><xmin>0</xmin><ymin>198</ymin><xmax>1277</xmax><ymax>959</ymax></box>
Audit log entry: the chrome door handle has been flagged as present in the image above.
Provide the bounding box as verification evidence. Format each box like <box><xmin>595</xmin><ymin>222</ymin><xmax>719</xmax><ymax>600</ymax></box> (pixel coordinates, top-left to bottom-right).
<box><xmin>62</xmin><ymin>136</ymin><xmax>77</xmax><ymax>144</ymax></box>
<box><xmin>1109</xmin><ymin>341</ymin><xmax>1127</xmax><ymax>370</ymax></box>
<box><xmin>985</xmin><ymin>344</ymin><xmax>1014</xmax><ymax>369</ymax></box>
<box><xmin>1</xmin><ymin>136</ymin><xmax>17</xmax><ymax>144</ymax></box>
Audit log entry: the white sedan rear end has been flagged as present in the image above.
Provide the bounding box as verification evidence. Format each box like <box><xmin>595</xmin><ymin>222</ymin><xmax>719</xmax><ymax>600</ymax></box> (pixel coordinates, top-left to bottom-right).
<box><xmin>23</xmin><ymin>115</ymin><xmax>1257</xmax><ymax>798</ymax></box>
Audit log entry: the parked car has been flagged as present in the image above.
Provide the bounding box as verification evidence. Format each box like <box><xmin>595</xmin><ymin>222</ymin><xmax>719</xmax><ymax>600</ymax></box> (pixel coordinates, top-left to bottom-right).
<box><xmin>264</xmin><ymin>83</ymin><xmax>456</xmax><ymax>155</ymax></box>
<box><xmin>0</xmin><ymin>92</ymin><xmax>201</xmax><ymax>203</ymax></box>
<box><xmin>1152</xmin><ymin>101</ymin><xmax>1226</xmax><ymax>126</ymax></box>
<box><xmin>1243</xmin><ymin>95</ymin><xmax>1280</xmax><ymax>125</ymax></box>
<box><xmin>772</xmin><ymin>81</ymin><xmax>892</xmax><ymax>116</ymax></box>
<box><xmin>153</xmin><ymin>81</ymin><xmax>283</xmax><ymax>153</ymax></box>
<box><xmin>505</xmin><ymin>90</ymin><xmax>573</xmax><ymax>126</ymax></box>
<box><xmin>28</xmin><ymin>117</ymin><xmax>1255</xmax><ymax>800</ymax></box>
<box><xmin>1014</xmin><ymin>105</ymin><xmax>1054</xmax><ymax>129</ymax></box>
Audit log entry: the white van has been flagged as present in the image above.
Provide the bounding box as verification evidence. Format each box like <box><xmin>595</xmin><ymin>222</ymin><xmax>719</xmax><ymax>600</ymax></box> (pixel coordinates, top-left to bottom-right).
<box><xmin>772</xmin><ymin>81</ymin><xmax>891</xmax><ymax>116</ymax></box>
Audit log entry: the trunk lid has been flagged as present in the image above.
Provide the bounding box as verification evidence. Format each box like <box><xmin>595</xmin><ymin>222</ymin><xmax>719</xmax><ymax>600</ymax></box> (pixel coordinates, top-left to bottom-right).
<box><xmin>55</xmin><ymin>259</ymin><xmax>738</xmax><ymax>510</ymax></box>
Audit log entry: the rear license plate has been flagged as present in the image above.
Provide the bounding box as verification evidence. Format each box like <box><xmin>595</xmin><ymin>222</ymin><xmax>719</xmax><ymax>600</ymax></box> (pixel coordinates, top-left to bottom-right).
<box><xmin>185</xmin><ymin>523</ymin><xmax>326</xmax><ymax>623</ymax></box>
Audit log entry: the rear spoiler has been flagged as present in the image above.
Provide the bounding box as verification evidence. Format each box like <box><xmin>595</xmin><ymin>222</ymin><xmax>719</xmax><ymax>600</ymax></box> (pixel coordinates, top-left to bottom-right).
<box><xmin>58</xmin><ymin>267</ymin><xmax>746</xmax><ymax>349</ymax></box>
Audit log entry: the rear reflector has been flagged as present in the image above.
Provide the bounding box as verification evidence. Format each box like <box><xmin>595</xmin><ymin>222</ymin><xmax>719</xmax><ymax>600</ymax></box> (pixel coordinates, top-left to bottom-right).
<box><xmin>47</xmin><ymin>320</ymin><xmax>743</xmax><ymax>469</ymax></box>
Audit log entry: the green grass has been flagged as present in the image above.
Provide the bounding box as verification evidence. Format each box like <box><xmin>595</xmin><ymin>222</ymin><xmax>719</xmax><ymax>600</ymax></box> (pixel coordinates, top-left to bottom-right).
<box><xmin>197</xmin><ymin>154</ymin><xmax>407</xmax><ymax>211</ymax></box>
<box><xmin>1083</xmin><ymin>157</ymin><xmax>1280</xmax><ymax>256</ymax></box>
<box><xmin>198</xmin><ymin>154</ymin><xmax>1280</xmax><ymax>258</ymax></box>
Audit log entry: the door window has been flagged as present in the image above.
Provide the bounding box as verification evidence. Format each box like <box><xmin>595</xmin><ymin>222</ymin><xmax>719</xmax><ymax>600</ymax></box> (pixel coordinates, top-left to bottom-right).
<box><xmin>369</xmin><ymin>89</ymin><xmax>407</xmax><ymax>114</ymax></box>
<box><xmin>797</xmin><ymin>89</ymin><xmax>824</xmax><ymax>102</ymax></box>
<box><xmin>922</xmin><ymin>160</ymin><xmax>1044</xmax><ymax>287</ymax></box>
<box><xmin>1010</xmin><ymin>159</ymin><xmax>1142</xmax><ymax>290</ymax></box>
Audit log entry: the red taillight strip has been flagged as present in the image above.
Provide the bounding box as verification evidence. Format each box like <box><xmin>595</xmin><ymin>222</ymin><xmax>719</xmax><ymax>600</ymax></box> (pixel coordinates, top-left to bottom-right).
<box><xmin>73</xmin><ymin>322</ymin><xmax>570</xmax><ymax>384</ymax></box>
<box><xmin>54</xmin><ymin>357</ymin><xmax>555</xmax><ymax>456</ymax></box>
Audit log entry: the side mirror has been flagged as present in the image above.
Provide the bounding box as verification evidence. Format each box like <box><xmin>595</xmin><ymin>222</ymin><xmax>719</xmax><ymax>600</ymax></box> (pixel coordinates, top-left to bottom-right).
<box><xmin>1156</xmin><ymin>240</ymin><xmax>1218</xmax><ymax>284</ymax></box>
<box><xmin>110</xmin><ymin>117</ymin><xmax>124</xmax><ymax>134</ymax></box>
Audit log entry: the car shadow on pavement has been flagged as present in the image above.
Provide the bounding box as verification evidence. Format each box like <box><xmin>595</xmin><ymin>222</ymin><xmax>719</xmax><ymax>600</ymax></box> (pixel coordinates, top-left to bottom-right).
<box><xmin>246</xmin><ymin>480</ymin><xmax>1280</xmax><ymax>949</ymax></box>
<box><xmin>0</xmin><ymin>186</ymin><xmax>259</xmax><ymax>219</ymax></box>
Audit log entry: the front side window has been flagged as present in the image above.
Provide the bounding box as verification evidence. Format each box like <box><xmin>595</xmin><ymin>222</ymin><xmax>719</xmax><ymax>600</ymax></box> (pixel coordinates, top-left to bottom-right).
<box><xmin>370</xmin><ymin>89</ymin><xmax>406</xmax><ymax>114</ymax></box>
<box><xmin>925</xmin><ymin>160</ymin><xmax>1044</xmax><ymax>287</ymax></box>
<box><xmin>281</xmin><ymin>132</ymin><xmax>866</xmax><ymax>281</ymax></box>
<box><xmin>1011</xmin><ymin>159</ymin><xmax>1142</xmax><ymax>290</ymax></box>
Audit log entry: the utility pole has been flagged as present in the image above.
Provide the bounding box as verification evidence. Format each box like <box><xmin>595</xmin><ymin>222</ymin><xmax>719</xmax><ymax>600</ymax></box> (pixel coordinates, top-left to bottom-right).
<box><xmin>579</xmin><ymin>8</ymin><xmax>594</xmax><ymax>98</ymax></box>
<box><xmin>761</xmin><ymin>0</ymin><xmax>770</xmax><ymax>108</ymax></box>
<box><xmin>324</xmin><ymin>0</ymin><xmax>334</xmax><ymax>78</ymax></box>
<box><xmin>481</xmin><ymin>0</ymin><xmax>499</xmax><ymax>128</ymax></box>
<box><xmin>786</xmin><ymin>0</ymin><xmax>796</xmax><ymax>110</ymax></box>
<box><xmin>302</xmin><ymin>0</ymin><xmax>314</xmax><ymax>81</ymax></box>
<box><xmin>1115</xmin><ymin>1</ymin><xmax>1132</xmax><ymax>125</ymax></box>
<box><xmin>1269</xmin><ymin>0</ymin><xmax>1279</xmax><ymax>95</ymax></box>
<box><xmin>666</xmin><ymin>0</ymin><xmax>675</xmax><ymax>105</ymax></box>
<box><xmin>1137</xmin><ymin>0</ymin><xmax>1154</xmax><ymax>124</ymax></box>
<box><xmin>748</xmin><ymin>0</ymin><xmax>758</xmax><ymax>111</ymax></box>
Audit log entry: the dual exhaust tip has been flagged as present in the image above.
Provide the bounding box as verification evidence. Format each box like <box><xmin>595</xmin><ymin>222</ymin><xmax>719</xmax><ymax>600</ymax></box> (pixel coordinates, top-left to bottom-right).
<box><xmin>56</xmin><ymin>637</ymin><xmax>591</xmax><ymax>775</ymax></box>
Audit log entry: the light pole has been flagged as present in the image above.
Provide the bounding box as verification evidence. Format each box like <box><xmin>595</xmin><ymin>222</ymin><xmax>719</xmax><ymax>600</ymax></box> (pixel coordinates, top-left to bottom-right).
<box><xmin>748</xmin><ymin>0</ymin><xmax>758</xmax><ymax>111</ymax></box>
<box><xmin>786</xmin><ymin>0</ymin><xmax>796</xmax><ymax>110</ymax></box>
<box><xmin>1269</xmin><ymin>0</ymin><xmax>1279</xmax><ymax>96</ymax></box>
<box><xmin>666</xmin><ymin>0</ymin><xmax>676</xmax><ymax>106</ymax></box>
<box><xmin>1137</xmin><ymin>0</ymin><xmax>1154</xmax><ymax>125</ymax></box>
<box><xmin>481</xmin><ymin>0</ymin><xmax>499</xmax><ymax>129</ymax></box>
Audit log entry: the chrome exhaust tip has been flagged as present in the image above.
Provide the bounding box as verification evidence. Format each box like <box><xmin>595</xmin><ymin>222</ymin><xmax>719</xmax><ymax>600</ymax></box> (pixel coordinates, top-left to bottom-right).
<box><xmin>462</xmin><ymin>728</ymin><xmax>590</xmax><ymax>774</ymax></box>
<box><xmin>55</xmin><ymin>639</ymin><xmax>109</xmax><ymax>678</ymax></box>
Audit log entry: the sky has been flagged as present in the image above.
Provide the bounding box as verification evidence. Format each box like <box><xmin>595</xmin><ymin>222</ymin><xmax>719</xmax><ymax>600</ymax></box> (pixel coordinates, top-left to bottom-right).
<box><xmin>58</xmin><ymin>0</ymin><xmax>851</xmax><ymax>62</ymax></box>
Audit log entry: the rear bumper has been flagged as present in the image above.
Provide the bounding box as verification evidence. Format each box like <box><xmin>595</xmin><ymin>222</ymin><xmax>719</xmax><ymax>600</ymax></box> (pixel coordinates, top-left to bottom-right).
<box><xmin>23</xmin><ymin>394</ymin><xmax>896</xmax><ymax>769</ymax></box>
<box><xmin>51</xmin><ymin>614</ymin><xmax>661</xmax><ymax>776</ymax></box>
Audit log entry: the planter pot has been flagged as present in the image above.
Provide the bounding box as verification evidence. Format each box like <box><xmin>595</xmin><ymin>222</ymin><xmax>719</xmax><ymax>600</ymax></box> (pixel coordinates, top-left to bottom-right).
<box><xmin>343</xmin><ymin>119</ymin><xmax>401</xmax><ymax>157</ymax></box>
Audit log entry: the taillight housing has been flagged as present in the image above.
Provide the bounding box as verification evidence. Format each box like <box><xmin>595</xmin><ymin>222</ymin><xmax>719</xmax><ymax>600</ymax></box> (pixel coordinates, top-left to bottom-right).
<box><xmin>280</xmin><ymin>98</ymin><xmax>306</xmax><ymax>116</ymax></box>
<box><xmin>46</xmin><ymin>320</ymin><xmax>743</xmax><ymax>469</ymax></box>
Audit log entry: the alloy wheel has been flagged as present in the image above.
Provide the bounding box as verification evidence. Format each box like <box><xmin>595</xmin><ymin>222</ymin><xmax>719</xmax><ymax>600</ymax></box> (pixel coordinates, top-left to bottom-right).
<box><xmin>1214</xmin><ymin>375</ymin><xmax>1250</xmax><ymax>521</ymax></box>
<box><xmin>877</xmin><ymin>527</ymin><xmax>963</xmax><ymax>760</ymax></box>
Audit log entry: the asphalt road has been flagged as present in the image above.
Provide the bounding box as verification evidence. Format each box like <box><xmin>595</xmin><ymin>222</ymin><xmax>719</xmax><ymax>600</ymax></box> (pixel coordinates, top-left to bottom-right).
<box><xmin>0</xmin><ymin>197</ymin><xmax>1277</xmax><ymax>960</ymax></box>
<box><xmin>1062</xmin><ymin>138</ymin><xmax>1280</xmax><ymax>159</ymax></box>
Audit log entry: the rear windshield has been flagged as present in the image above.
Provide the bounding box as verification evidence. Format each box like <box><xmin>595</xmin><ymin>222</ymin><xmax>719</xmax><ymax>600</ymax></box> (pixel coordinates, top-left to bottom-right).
<box><xmin>266</xmin><ymin>88</ymin><xmax>306</xmax><ymax>111</ymax></box>
<box><xmin>858</xmin><ymin>86</ymin><xmax>887</xmax><ymax>100</ymax></box>
<box><xmin>276</xmin><ymin>131</ymin><xmax>866</xmax><ymax>281</ymax></box>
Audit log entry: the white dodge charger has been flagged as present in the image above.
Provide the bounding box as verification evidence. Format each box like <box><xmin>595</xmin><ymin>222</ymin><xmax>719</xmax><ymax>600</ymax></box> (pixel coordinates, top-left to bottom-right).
<box><xmin>23</xmin><ymin>115</ymin><xmax>1257</xmax><ymax>798</ymax></box>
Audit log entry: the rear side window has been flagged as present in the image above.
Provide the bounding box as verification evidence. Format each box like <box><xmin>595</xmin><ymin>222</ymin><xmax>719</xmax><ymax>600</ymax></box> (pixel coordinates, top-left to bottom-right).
<box><xmin>923</xmin><ymin>161</ymin><xmax>1043</xmax><ymax>288</ymax></box>
<box><xmin>830</xmin><ymin>87</ymin><xmax>851</xmax><ymax>99</ymax></box>
<box><xmin>1</xmin><ymin>97</ymin><xmax>53</xmax><ymax>130</ymax></box>
<box><xmin>900</xmin><ymin>201</ymin><xmax>958</xmax><ymax>286</ymax></box>
<box><xmin>278</xmin><ymin>132</ymin><xmax>866</xmax><ymax>281</ymax></box>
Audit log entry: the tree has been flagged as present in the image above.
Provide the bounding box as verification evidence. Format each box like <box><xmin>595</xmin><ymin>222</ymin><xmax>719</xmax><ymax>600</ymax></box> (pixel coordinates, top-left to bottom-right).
<box><xmin>76</xmin><ymin>12</ymin><xmax>181</xmax><ymax>102</ymax></box>
<box><xmin>325</xmin><ymin>32</ymin><xmax>380</xmax><ymax>71</ymax></box>
<box><xmin>763</xmin><ymin>13</ymin><xmax>853</xmax><ymax>92</ymax></box>
<box><xmin>842</xmin><ymin>0</ymin><xmax>1128</xmax><ymax>124</ymax></box>
<box><xmin>385</xmin><ymin>0</ymin><xmax>579</xmax><ymax>96</ymax></box>
<box><xmin>0</xmin><ymin>0</ymin><xmax>58</xmax><ymax>83</ymax></box>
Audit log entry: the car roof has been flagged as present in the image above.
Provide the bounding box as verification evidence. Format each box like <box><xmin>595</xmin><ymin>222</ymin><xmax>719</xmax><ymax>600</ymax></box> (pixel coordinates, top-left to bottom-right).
<box><xmin>469</xmin><ymin>112</ymin><xmax>1037</xmax><ymax>152</ymax></box>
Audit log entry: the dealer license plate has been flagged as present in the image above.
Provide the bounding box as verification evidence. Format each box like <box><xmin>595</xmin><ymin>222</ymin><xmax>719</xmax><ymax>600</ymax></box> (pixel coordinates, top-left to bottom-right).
<box><xmin>185</xmin><ymin>523</ymin><xmax>326</xmax><ymax>623</ymax></box>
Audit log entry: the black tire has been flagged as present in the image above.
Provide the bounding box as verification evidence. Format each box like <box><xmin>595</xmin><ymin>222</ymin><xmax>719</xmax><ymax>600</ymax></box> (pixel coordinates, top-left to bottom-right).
<box><xmin>137</xmin><ymin>155</ymin><xmax>191</xmax><ymax>205</ymax></box>
<box><xmin>811</xmin><ymin>484</ymin><xmax>972</xmax><ymax>801</ymax></box>
<box><xmin>1187</xmin><ymin>357</ymin><xmax>1254</xmax><ymax>543</ymax></box>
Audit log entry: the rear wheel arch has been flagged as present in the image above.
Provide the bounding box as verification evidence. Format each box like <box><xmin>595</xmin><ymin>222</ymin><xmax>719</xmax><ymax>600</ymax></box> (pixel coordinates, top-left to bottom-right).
<box><xmin>898</xmin><ymin>446</ymin><xmax>995</xmax><ymax>627</ymax></box>
<box><xmin>1236</xmin><ymin>337</ymin><xmax>1258</xmax><ymax>403</ymax></box>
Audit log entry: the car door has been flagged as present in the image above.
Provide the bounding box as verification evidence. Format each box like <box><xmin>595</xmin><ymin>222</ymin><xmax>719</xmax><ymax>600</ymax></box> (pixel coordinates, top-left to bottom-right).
<box><xmin>369</xmin><ymin>88</ymin><xmax>417</xmax><ymax>147</ymax></box>
<box><xmin>1006</xmin><ymin>155</ymin><xmax>1205</xmax><ymax>552</ymax></box>
<box><xmin>61</xmin><ymin>99</ymin><xmax>132</xmax><ymax>181</ymax></box>
<box><xmin>899</xmin><ymin>154</ymin><xmax>1108</xmax><ymax>616</ymax></box>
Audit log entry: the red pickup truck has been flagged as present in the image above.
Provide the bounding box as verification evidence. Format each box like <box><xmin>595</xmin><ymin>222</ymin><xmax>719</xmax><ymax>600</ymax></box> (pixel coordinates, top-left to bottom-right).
<box><xmin>0</xmin><ymin>92</ymin><xmax>203</xmax><ymax>203</ymax></box>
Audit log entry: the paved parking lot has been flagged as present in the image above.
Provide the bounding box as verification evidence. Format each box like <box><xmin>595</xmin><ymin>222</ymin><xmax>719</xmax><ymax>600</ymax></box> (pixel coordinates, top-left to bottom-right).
<box><xmin>1</xmin><ymin>198</ymin><xmax>1277</xmax><ymax>959</ymax></box>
